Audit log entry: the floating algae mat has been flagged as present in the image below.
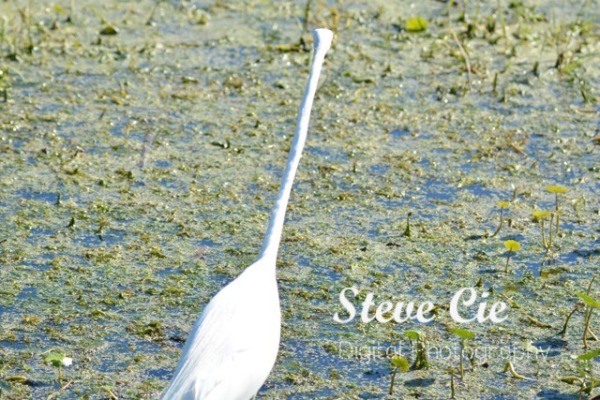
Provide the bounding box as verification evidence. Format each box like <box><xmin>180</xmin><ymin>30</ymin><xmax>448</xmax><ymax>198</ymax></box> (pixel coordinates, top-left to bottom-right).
<box><xmin>0</xmin><ymin>0</ymin><xmax>598</xmax><ymax>398</ymax></box>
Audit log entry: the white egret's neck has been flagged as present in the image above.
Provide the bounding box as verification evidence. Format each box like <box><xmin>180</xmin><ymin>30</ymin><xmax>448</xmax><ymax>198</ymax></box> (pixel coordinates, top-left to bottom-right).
<box><xmin>258</xmin><ymin>29</ymin><xmax>333</xmax><ymax>266</ymax></box>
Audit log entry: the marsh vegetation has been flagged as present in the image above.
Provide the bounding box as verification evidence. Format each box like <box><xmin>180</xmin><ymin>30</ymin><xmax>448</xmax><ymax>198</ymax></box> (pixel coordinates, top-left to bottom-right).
<box><xmin>0</xmin><ymin>0</ymin><xmax>598</xmax><ymax>398</ymax></box>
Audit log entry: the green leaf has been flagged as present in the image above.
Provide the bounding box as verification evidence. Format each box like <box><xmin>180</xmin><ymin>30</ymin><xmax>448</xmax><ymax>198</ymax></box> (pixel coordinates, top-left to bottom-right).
<box><xmin>404</xmin><ymin>330</ymin><xmax>423</xmax><ymax>340</ymax></box>
<box><xmin>497</xmin><ymin>201</ymin><xmax>510</xmax><ymax>208</ymax></box>
<box><xmin>100</xmin><ymin>26</ymin><xmax>118</xmax><ymax>35</ymax></box>
<box><xmin>504</xmin><ymin>240</ymin><xmax>521</xmax><ymax>252</ymax></box>
<box><xmin>44</xmin><ymin>353</ymin><xmax>66</xmax><ymax>367</ymax></box>
<box><xmin>450</xmin><ymin>328</ymin><xmax>475</xmax><ymax>340</ymax></box>
<box><xmin>406</xmin><ymin>17</ymin><xmax>427</xmax><ymax>32</ymax></box>
<box><xmin>52</xmin><ymin>4</ymin><xmax>66</xmax><ymax>14</ymax></box>
<box><xmin>577</xmin><ymin>348</ymin><xmax>600</xmax><ymax>361</ymax></box>
<box><xmin>577</xmin><ymin>293</ymin><xmax>600</xmax><ymax>309</ymax></box>
<box><xmin>391</xmin><ymin>355</ymin><xmax>410</xmax><ymax>372</ymax></box>
<box><xmin>533</xmin><ymin>210</ymin><xmax>552</xmax><ymax>220</ymax></box>
<box><xmin>546</xmin><ymin>185</ymin><xmax>568</xmax><ymax>194</ymax></box>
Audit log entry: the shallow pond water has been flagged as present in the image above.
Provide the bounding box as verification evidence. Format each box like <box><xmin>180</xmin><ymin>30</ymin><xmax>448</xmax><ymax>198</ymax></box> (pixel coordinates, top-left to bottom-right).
<box><xmin>0</xmin><ymin>0</ymin><xmax>599</xmax><ymax>398</ymax></box>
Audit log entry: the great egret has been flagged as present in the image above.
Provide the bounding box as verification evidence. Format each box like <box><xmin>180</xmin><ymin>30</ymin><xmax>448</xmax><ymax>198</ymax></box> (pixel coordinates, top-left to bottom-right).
<box><xmin>161</xmin><ymin>28</ymin><xmax>334</xmax><ymax>399</ymax></box>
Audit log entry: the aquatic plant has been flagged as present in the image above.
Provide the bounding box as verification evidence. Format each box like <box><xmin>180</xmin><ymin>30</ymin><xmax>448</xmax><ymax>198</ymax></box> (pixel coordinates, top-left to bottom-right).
<box><xmin>560</xmin><ymin>348</ymin><xmax>600</xmax><ymax>396</ymax></box>
<box><xmin>577</xmin><ymin>348</ymin><xmax>600</xmax><ymax>394</ymax></box>
<box><xmin>449</xmin><ymin>327</ymin><xmax>474</xmax><ymax>380</ymax></box>
<box><xmin>559</xmin><ymin>303</ymin><xmax>582</xmax><ymax>338</ymax></box>
<box><xmin>533</xmin><ymin>210</ymin><xmax>554</xmax><ymax>251</ymax></box>
<box><xmin>403</xmin><ymin>212</ymin><xmax>412</xmax><ymax>237</ymax></box>
<box><xmin>546</xmin><ymin>185</ymin><xmax>568</xmax><ymax>233</ymax></box>
<box><xmin>490</xmin><ymin>201</ymin><xmax>510</xmax><ymax>238</ymax></box>
<box><xmin>405</xmin><ymin>330</ymin><xmax>429</xmax><ymax>370</ymax></box>
<box><xmin>44</xmin><ymin>352</ymin><xmax>72</xmax><ymax>384</ymax></box>
<box><xmin>406</xmin><ymin>17</ymin><xmax>428</xmax><ymax>32</ymax></box>
<box><xmin>503</xmin><ymin>239</ymin><xmax>521</xmax><ymax>273</ymax></box>
<box><xmin>0</xmin><ymin>64</ymin><xmax>8</xmax><ymax>103</ymax></box>
<box><xmin>451</xmin><ymin>30</ymin><xmax>472</xmax><ymax>82</ymax></box>
<box><xmin>389</xmin><ymin>354</ymin><xmax>409</xmax><ymax>395</ymax></box>
<box><xmin>90</xmin><ymin>7</ymin><xmax>119</xmax><ymax>35</ymax></box>
<box><xmin>577</xmin><ymin>292</ymin><xmax>600</xmax><ymax>349</ymax></box>
<box><xmin>448</xmin><ymin>368</ymin><xmax>456</xmax><ymax>399</ymax></box>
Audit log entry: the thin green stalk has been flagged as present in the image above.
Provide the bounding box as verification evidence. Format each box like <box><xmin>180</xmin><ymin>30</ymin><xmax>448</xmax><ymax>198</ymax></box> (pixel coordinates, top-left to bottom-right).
<box><xmin>583</xmin><ymin>307</ymin><xmax>592</xmax><ymax>348</ymax></box>
<box><xmin>459</xmin><ymin>341</ymin><xmax>465</xmax><ymax>380</ymax></box>
<box><xmin>559</xmin><ymin>306</ymin><xmax>579</xmax><ymax>338</ymax></box>
<box><xmin>548</xmin><ymin>213</ymin><xmax>554</xmax><ymax>250</ymax></box>
<box><xmin>0</xmin><ymin>16</ymin><xmax>6</xmax><ymax>47</ymax></box>
<box><xmin>491</xmin><ymin>208</ymin><xmax>503</xmax><ymax>238</ymax></box>
<box><xmin>389</xmin><ymin>368</ymin><xmax>398</xmax><ymax>395</ymax></box>
<box><xmin>27</xmin><ymin>0</ymin><xmax>33</xmax><ymax>53</ymax></box>
<box><xmin>540</xmin><ymin>219</ymin><xmax>547</xmax><ymax>249</ymax></box>
<box><xmin>302</xmin><ymin>0</ymin><xmax>312</xmax><ymax>37</ymax></box>
<box><xmin>492</xmin><ymin>72</ymin><xmax>498</xmax><ymax>96</ymax></box>
<box><xmin>497</xmin><ymin>0</ymin><xmax>509</xmax><ymax>52</ymax></box>
<box><xmin>505</xmin><ymin>251</ymin><xmax>512</xmax><ymax>273</ymax></box>
<box><xmin>403</xmin><ymin>212</ymin><xmax>411</xmax><ymax>237</ymax></box>
<box><xmin>451</xmin><ymin>30</ymin><xmax>471</xmax><ymax>82</ymax></box>
<box><xmin>555</xmin><ymin>193</ymin><xmax>560</xmax><ymax>233</ymax></box>
<box><xmin>582</xmin><ymin>277</ymin><xmax>598</xmax><ymax>347</ymax></box>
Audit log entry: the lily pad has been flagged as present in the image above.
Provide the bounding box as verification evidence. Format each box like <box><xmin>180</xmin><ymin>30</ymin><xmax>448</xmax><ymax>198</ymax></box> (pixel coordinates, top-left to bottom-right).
<box><xmin>406</xmin><ymin>17</ymin><xmax>427</xmax><ymax>32</ymax></box>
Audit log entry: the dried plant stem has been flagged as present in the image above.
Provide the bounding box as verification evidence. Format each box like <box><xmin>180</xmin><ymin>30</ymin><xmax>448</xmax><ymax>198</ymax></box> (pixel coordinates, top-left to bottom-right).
<box><xmin>504</xmin><ymin>361</ymin><xmax>531</xmax><ymax>380</ymax></box>
<box><xmin>451</xmin><ymin>30</ymin><xmax>471</xmax><ymax>82</ymax></box>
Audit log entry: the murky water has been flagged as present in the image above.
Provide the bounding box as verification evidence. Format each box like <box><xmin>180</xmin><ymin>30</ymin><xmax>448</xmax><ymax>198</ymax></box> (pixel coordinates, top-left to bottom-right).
<box><xmin>1</xmin><ymin>0</ymin><xmax>599</xmax><ymax>398</ymax></box>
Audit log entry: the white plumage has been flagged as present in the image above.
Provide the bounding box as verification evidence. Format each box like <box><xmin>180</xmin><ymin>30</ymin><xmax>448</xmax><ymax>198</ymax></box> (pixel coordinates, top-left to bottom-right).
<box><xmin>161</xmin><ymin>29</ymin><xmax>333</xmax><ymax>400</ymax></box>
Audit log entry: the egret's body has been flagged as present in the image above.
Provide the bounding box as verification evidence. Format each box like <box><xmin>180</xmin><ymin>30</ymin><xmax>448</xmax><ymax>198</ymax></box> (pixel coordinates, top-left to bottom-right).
<box><xmin>161</xmin><ymin>29</ymin><xmax>333</xmax><ymax>400</ymax></box>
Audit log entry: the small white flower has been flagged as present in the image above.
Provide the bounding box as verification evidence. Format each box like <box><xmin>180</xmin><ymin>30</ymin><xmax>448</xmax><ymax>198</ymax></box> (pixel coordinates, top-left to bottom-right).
<box><xmin>61</xmin><ymin>357</ymin><xmax>73</xmax><ymax>367</ymax></box>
